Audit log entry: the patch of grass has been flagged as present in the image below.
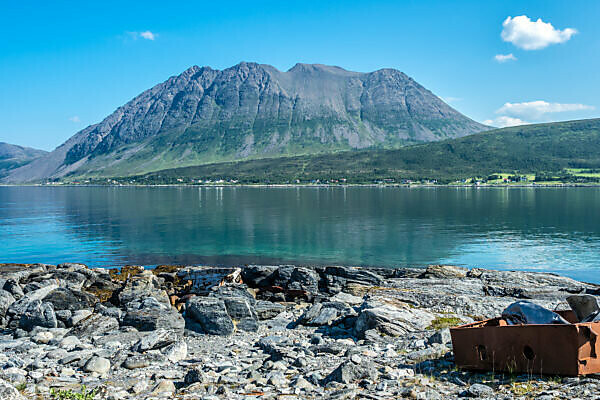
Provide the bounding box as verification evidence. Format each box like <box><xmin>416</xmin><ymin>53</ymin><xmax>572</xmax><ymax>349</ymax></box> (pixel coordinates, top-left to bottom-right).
<box><xmin>428</xmin><ymin>316</ymin><xmax>463</xmax><ymax>330</ymax></box>
<box><xmin>509</xmin><ymin>381</ymin><xmax>536</xmax><ymax>396</ymax></box>
<box><xmin>50</xmin><ymin>385</ymin><xmax>97</xmax><ymax>400</ymax></box>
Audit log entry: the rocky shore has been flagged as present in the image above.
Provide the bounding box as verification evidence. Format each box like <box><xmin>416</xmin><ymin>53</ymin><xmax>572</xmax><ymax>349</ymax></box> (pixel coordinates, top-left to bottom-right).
<box><xmin>0</xmin><ymin>262</ymin><xmax>598</xmax><ymax>399</ymax></box>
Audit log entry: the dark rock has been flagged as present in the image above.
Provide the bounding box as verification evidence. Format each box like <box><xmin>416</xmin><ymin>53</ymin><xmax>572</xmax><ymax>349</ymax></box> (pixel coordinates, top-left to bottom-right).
<box><xmin>241</xmin><ymin>265</ymin><xmax>278</xmax><ymax>288</ymax></box>
<box><xmin>483</xmin><ymin>285</ymin><xmax>531</xmax><ymax>298</ymax></box>
<box><xmin>94</xmin><ymin>302</ymin><xmax>123</xmax><ymax>320</ymax></box>
<box><xmin>185</xmin><ymin>297</ymin><xmax>234</xmax><ymax>335</ymax></box>
<box><xmin>184</xmin><ymin>366</ymin><xmax>204</xmax><ymax>385</ymax></box>
<box><xmin>118</xmin><ymin>271</ymin><xmax>170</xmax><ymax>308</ymax></box>
<box><xmin>323</xmin><ymin>266</ymin><xmax>383</xmax><ymax>287</ymax></box>
<box><xmin>70</xmin><ymin>313</ymin><xmax>119</xmax><ymax>337</ymax></box>
<box><xmin>299</xmin><ymin>301</ymin><xmax>356</xmax><ymax>326</ymax></box>
<box><xmin>3</xmin><ymin>280</ymin><xmax>24</xmax><ymax>300</ymax></box>
<box><xmin>18</xmin><ymin>300</ymin><xmax>57</xmax><ymax>331</ymax></box>
<box><xmin>43</xmin><ymin>287</ymin><xmax>97</xmax><ymax>311</ymax></box>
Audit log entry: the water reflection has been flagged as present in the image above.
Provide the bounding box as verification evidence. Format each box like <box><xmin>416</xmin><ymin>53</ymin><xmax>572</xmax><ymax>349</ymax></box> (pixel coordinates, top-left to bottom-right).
<box><xmin>1</xmin><ymin>186</ymin><xmax>600</xmax><ymax>282</ymax></box>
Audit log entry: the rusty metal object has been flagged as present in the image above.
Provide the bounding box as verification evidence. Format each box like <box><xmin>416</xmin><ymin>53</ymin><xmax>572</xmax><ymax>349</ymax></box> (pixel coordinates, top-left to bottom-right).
<box><xmin>451</xmin><ymin>310</ymin><xmax>600</xmax><ymax>376</ymax></box>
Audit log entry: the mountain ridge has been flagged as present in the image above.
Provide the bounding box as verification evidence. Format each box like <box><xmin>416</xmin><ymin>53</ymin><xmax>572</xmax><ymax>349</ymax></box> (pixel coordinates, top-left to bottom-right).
<box><xmin>4</xmin><ymin>62</ymin><xmax>488</xmax><ymax>183</ymax></box>
<box><xmin>0</xmin><ymin>143</ymin><xmax>47</xmax><ymax>179</ymax></box>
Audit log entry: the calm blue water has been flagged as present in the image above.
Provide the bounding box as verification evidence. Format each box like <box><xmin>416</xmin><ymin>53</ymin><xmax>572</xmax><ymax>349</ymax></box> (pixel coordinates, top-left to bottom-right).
<box><xmin>1</xmin><ymin>186</ymin><xmax>600</xmax><ymax>283</ymax></box>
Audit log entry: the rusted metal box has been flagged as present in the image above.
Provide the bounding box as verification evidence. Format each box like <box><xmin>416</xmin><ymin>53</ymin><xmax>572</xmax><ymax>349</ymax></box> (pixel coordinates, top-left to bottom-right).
<box><xmin>450</xmin><ymin>310</ymin><xmax>600</xmax><ymax>376</ymax></box>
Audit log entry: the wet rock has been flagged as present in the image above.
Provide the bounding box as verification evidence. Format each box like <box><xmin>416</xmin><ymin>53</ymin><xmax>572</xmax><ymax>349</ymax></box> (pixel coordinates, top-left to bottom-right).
<box><xmin>18</xmin><ymin>300</ymin><xmax>57</xmax><ymax>331</ymax></box>
<box><xmin>185</xmin><ymin>297</ymin><xmax>234</xmax><ymax>335</ymax></box>
<box><xmin>83</xmin><ymin>356</ymin><xmax>110</xmax><ymax>374</ymax></box>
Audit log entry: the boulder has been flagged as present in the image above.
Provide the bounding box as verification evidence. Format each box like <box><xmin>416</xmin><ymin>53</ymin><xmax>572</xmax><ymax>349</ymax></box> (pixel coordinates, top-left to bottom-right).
<box><xmin>0</xmin><ymin>291</ymin><xmax>15</xmax><ymax>320</ymax></box>
<box><xmin>324</xmin><ymin>359</ymin><xmax>377</xmax><ymax>384</ymax></box>
<box><xmin>272</xmin><ymin>266</ymin><xmax>319</xmax><ymax>296</ymax></box>
<box><xmin>122</xmin><ymin>307</ymin><xmax>184</xmax><ymax>333</ymax></box>
<box><xmin>241</xmin><ymin>265</ymin><xmax>278</xmax><ymax>288</ymax></box>
<box><xmin>255</xmin><ymin>300</ymin><xmax>285</xmax><ymax>320</ymax></box>
<box><xmin>423</xmin><ymin>265</ymin><xmax>468</xmax><ymax>279</ymax></box>
<box><xmin>323</xmin><ymin>266</ymin><xmax>383</xmax><ymax>286</ymax></box>
<box><xmin>354</xmin><ymin>302</ymin><xmax>435</xmax><ymax>338</ymax></box>
<box><xmin>18</xmin><ymin>300</ymin><xmax>57</xmax><ymax>331</ymax></box>
<box><xmin>68</xmin><ymin>310</ymin><xmax>92</xmax><ymax>327</ymax></box>
<box><xmin>2</xmin><ymin>280</ymin><xmax>23</xmax><ymax>300</ymax></box>
<box><xmin>185</xmin><ymin>297</ymin><xmax>234</xmax><ymax>336</ymax></box>
<box><xmin>43</xmin><ymin>287</ymin><xmax>97</xmax><ymax>311</ymax></box>
<box><xmin>123</xmin><ymin>353</ymin><xmax>168</xmax><ymax>370</ymax></box>
<box><xmin>299</xmin><ymin>301</ymin><xmax>357</xmax><ymax>326</ymax></box>
<box><xmin>118</xmin><ymin>270</ymin><xmax>170</xmax><ymax>308</ymax></box>
<box><xmin>6</xmin><ymin>284</ymin><xmax>59</xmax><ymax>320</ymax></box>
<box><xmin>70</xmin><ymin>313</ymin><xmax>119</xmax><ymax>338</ymax></box>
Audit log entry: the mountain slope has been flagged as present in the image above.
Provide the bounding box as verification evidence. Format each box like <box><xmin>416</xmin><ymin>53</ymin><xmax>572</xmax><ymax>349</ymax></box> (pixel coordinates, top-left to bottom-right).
<box><xmin>4</xmin><ymin>62</ymin><xmax>487</xmax><ymax>182</ymax></box>
<box><xmin>0</xmin><ymin>143</ymin><xmax>47</xmax><ymax>179</ymax></box>
<box><xmin>127</xmin><ymin>118</ymin><xmax>600</xmax><ymax>183</ymax></box>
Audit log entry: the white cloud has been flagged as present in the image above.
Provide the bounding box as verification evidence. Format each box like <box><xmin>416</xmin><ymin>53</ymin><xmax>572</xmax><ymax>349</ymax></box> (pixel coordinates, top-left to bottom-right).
<box><xmin>69</xmin><ymin>116</ymin><xmax>81</xmax><ymax>123</ymax></box>
<box><xmin>483</xmin><ymin>116</ymin><xmax>527</xmax><ymax>128</ymax></box>
<box><xmin>501</xmin><ymin>15</ymin><xmax>577</xmax><ymax>50</ymax></box>
<box><xmin>139</xmin><ymin>31</ymin><xmax>156</xmax><ymax>40</ymax></box>
<box><xmin>496</xmin><ymin>101</ymin><xmax>594</xmax><ymax>120</ymax></box>
<box><xmin>126</xmin><ymin>31</ymin><xmax>157</xmax><ymax>41</ymax></box>
<box><xmin>494</xmin><ymin>53</ymin><xmax>517</xmax><ymax>63</ymax></box>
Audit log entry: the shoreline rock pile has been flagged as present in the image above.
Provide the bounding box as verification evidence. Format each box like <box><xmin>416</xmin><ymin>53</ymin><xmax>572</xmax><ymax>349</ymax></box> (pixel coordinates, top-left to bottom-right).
<box><xmin>0</xmin><ymin>262</ymin><xmax>598</xmax><ymax>399</ymax></box>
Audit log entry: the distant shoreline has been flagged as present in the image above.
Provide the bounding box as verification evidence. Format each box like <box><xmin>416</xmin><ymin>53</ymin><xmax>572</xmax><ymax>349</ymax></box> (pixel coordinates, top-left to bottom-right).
<box><xmin>2</xmin><ymin>183</ymin><xmax>600</xmax><ymax>188</ymax></box>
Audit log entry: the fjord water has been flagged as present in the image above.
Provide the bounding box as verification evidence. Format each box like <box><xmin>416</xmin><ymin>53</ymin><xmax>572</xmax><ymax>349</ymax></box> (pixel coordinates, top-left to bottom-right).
<box><xmin>1</xmin><ymin>186</ymin><xmax>600</xmax><ymax>282</ymax></box>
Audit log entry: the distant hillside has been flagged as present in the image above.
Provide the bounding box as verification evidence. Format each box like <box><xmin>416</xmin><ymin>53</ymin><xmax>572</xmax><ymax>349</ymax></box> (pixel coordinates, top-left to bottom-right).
<box><xmin>0</xmin><ymin>143</ymin><xmax>47</xmax><ymax>179</ymax></box>
<box><xmin>121</xmin><ymin>118</ymin><xmax>600</xmax><ymax>184</ymax></box>
<box><xmin>3</xmin><ymin>62</ymin><xmax>487</xmax><ymax>183</ymax></box>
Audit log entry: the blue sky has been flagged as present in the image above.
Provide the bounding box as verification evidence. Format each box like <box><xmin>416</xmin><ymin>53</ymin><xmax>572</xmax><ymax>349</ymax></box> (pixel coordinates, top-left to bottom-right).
<box><xmin>1</xmin><ymin>0</ymin><xmax>598</xmax><ymax>150</ymax></box>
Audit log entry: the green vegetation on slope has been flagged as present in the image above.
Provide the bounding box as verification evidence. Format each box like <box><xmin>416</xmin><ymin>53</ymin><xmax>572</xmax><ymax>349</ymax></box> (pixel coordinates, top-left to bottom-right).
<box><xmin>79</xmin><ymin>118</ymin><xmax>600</xmax><ymax>185</ymax></box>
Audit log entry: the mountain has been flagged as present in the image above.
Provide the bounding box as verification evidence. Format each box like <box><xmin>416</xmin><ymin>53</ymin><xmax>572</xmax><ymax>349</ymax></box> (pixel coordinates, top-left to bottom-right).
<box><xmin>4</xmin><ymin>62</ymin><xmax>488</xmax><ymax>183</ymax></box>
<box><xmin>0</xmin><ymin>143</ymin><xmax>47</xmax><ymax>179</ymax></box>
<box><xmin>126</xmin><ymin>118</ymin><xmax>600</xmax><ymax>184</ymax></box>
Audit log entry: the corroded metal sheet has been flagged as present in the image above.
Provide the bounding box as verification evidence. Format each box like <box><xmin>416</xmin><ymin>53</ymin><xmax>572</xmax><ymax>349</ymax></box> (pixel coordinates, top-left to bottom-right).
<box><xmin>451</xmin><ymin>310</ymin><xmax>600</xmax><ymax>376</ymax></box>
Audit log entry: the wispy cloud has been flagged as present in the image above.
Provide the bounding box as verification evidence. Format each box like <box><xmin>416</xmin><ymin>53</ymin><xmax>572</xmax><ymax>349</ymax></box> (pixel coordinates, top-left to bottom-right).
<box><xmin>494</xmin><ymin>53</ymin><xmax>517</xmax><ymax>63</ymax></box>
<box><xmin>69</xmin><ymin>116</ymin><xmax>81</xmax><ymax>123</ymax></box>
<box><xmin>496</xmin><ymin>101</ymin><xmax>594</xmax><ymax>120</ymax></box>
<box><xmin>501</xmin><ymin>15</ymin><xmax>577</xmax><ymax>50</ymax></box>
<box><xmin>127</xmin><ymin>31</ymin><xmax>158</xmax><ymax>41</ymax></box>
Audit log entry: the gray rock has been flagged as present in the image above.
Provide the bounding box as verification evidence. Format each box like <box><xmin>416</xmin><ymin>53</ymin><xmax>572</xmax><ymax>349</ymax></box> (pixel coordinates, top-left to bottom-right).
<box><xmin>68</xmin><ymin>309</ymin><xmax>92</xmax><ymax>327</ymax></box>
<box><xmin>184</xmin><ymin>366</ymin><xmax>204</xmax><ymax>385</ymax></box>
<box><xmin>83</xmin><ymin>356</ymin><xmax>110</xmax><ymax>374</ymax></box>
<box><xmin>0</xmin><ymin>291</ymin><xmax>15</xmax><ymax>320</ymax></box>
<box><xmin>428</xmin><ymin>328</ymin><xmax>452</xmax><ymax>345</ymax></box>
<box><xmin>0</xmin><ymin>378</ymin><xmax>24</xmax><ymax>400</ymax></box>
<box><xmin>464</xmin><ymin>383</ymin><xmax>494</xmax><ymax>397</ymax></box>
<box><xmin>123</xmin><ymin>353</ymin><xmax>168</xmax><ymax>370</ymax></box>
<box><xmin>185</xmin><ymin>297</ymin><xmax>234</xmax><ymax>335</ymax></box>
<box><xmin>163</xmin><ymin>340</ymin><xmax>187</xmax><ymax>363</ymax></box>
<box><xmin>255</xmin><ymin>300</ymin><xmax>285</xmax><ymax>320</ymax></box>
<box><xmin>118</xmin><ymin>271</ymin><xmax>170</xmax><ymax>308</ymax></box>
<box><xmin>151</xmin><ymin>380</ymin><xmax>176</xmax><ymax>395</ymax></box>
<box><xmin>69</xmin><ymin>313</ymin><xmax>119</xmax><ymax>338</ymax></box>
<box><xmin>122</xmin><ymin>307</ymin><xmax>184</xmax><ymax>333</ymax></box>
<box><xmin>18</xmin><ymin>300</ymin><xmax>57</xmax><ymax>331</ymax></box>
<box><xmin>354</xmin><ymin>302</ymin><xmax>434</xmax><ymax>338</ymax></box>
<box><xmin>324</xmin><ymin>359</ymin><xmax>378</xmax><ymax>384</ymax></box>
<box><xmin>3</xmin><ymin>280</ymin><xmax>24</xmax><ymax>301</ymax></box>
<box><xmin>132</xmin><ymin>329</ymin><xmax>178</xmax><ymax>352</ymax></box>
